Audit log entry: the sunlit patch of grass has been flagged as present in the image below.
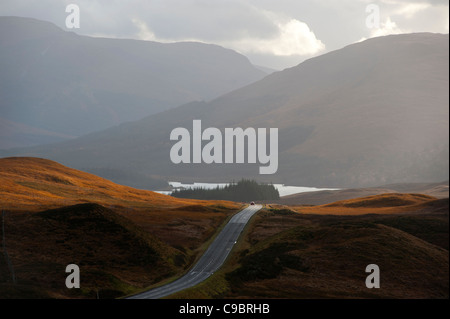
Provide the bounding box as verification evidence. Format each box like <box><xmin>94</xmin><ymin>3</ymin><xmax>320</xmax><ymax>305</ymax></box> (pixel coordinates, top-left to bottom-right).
<box><xmin>0</xmin><ymin>157</ymin><xmax>240</xmax><ymax>212</ymax></box>
<box><xmin>292</xmin><ymin>193</ymin><xmax>441</xmax><ymax>216</ymax></box>
<box><xmin>0</xmin><ymin>157</ymin><xmax>245</xmax><ymax>298</ymax></box>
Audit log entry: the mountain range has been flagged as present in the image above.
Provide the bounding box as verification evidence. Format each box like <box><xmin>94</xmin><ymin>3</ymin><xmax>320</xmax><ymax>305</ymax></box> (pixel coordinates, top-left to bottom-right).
<box><xmin>2</xmin><ymin>27</ymin><xmax>448</xmax><ymax>188</ymax></box>
<box><xmin>0</xmin><ymin>16</ymin><xmax>266</xmax><ymax>146</ymax></box>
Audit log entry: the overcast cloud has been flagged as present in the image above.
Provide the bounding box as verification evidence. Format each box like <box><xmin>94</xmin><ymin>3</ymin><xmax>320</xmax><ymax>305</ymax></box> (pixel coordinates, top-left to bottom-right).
<box><xmin>0</xmin><ymin>0</ymin><xmax>448</xmax><ymax>69</ymax></box>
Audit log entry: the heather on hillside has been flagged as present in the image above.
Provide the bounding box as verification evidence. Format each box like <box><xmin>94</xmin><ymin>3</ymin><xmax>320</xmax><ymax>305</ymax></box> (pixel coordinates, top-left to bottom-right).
<box><xmin>171</xmin><ymin>179</ymin><xmax>280</xmax><ymax>201</ymax></box>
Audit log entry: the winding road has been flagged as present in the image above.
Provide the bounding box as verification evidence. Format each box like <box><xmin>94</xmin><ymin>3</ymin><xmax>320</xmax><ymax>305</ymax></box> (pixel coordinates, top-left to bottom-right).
<box><xmin>128</xmin><ymin>204</ymin><xmax>262</xmax><ymax>299</ymax></box>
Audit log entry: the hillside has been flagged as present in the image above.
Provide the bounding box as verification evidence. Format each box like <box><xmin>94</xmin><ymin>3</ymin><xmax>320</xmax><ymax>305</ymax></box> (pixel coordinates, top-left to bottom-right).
<box><xmin>382</xmin><ymin>182</ymin><xmax>450</xmax><ymax>198</ymax></box>
<box><xmin>0</xmin><ymin>158</ymin><xmax>447</xmax><ymax>299</ymax></box>
<box><xmin>0</xmin><ymin>117</ymin><xmax>74</xmax><ymax>149</ymax></box>
<box><xmin>323</xmin><ymin>193</ymin><xmax>437</xmax><ymax>208</ymax></box>
<box><xmin>0</xmin><ymin>156</ymin><xmax>241</xmax><ymax>250</ymax></box>
<box><xmin>0</xmin><ymin>203</ymin><xmax>185</xmax><ymax>298</ymax></box>
<box><xmin>227</xmin><ymin>213</ymin><xmax>448</xmax><ymax>298</ymax></box>
<box><xmin>0</xmin><ymin>157</ymin><xmax>242</xmax><ymax>298</ymax></box>
<box><xmin>0</xmin><ymin>16</ymin><xmax>266</xmax><ymax>143</ymax></box>
<box><xmin>290</xmin><ymin>193</ymin><xmax>445</xmax><ymax>216</ymax></box>
<box><xmin>275</xmin><ymin>181</ymin><xmax>449</xmax><ymax>206</ymax></box>
<box><xmin>6</xmin><ymin>32</ymin><xmax>448</xmax><ymax>188</ymax></box>
<box><xmin>172</xmin><ymin>196</ymin><xmax>449</xmax><ymax>299</ymax></box>
<box><xmin>0</xmin><ymin>157</ymin><xmax>197</xmax><ymax>211</ymax></box>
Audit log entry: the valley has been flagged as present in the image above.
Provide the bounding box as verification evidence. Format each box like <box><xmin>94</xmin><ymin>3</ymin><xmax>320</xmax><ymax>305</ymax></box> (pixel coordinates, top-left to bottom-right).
<box><xmin>0</xmin><ymin>157</ymin><xmax>447</xmax><ymax>299</ymax></box>
<box><xmin>0</xmin><ymin>14</ymin><xmax>448</xmax><ymax>301</ymax></box>
<box><xmin>171</xmin><ymin>195</ymin><xmax>449</xmax><ymax>299</ymax></box>
<box><xmin>3</xmin><ymin>32</ymin><xmax>447</xmax><ymax>188</ymax></box>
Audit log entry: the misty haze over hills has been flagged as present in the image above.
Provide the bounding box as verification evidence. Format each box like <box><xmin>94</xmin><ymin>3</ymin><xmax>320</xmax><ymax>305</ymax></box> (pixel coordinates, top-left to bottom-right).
<box><xmin>0</xmin><ymin>16</ymin><xmax>266</xmax><ymax>147</ymax></box>
<box><xmin>2</xmin><ymin>31</ymin><xmax>448</xmax><ymax>189</ymax></box>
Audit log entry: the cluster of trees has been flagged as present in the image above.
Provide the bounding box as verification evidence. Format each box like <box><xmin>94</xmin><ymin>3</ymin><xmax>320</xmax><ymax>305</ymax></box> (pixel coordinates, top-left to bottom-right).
<box><xmin>171</xmin><ymin>179</ymin><xmax>279</xmax><ymax>202</ymax></box>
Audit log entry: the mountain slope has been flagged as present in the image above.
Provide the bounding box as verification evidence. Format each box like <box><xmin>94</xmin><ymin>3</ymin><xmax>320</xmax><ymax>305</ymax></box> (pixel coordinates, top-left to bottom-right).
<box><xmin>0</xmin><ymin>117</ymin><xmax>74</xmax><ymax>149</ymax></box>
<box><xmin>275</xmin><ymin>181</ymin><xmax>449</xmax><ymax>206</ymax></box>
<box><xmin>0</xmin><ymin>157</ymin><xmax>237</xmax><ymax>211</ymax></box>
<box><xmin>0</xmin><ymin>16</ymin><xmax>266</xmax><ymax>141</ymax></box>
<box><xmin>225</xmin><ymin>210</ymin><xmax>449</xmax><ymax>298</ymax></box>
<box><xmin>4</xmin><ymin>33</ymin><xmax>449</xmax><ymax>187</ymax></box>
<box><xmin>171</xmin><ymin>199</ymin><xmax>448</xmax><ymax>299</ymax></box>
<box><xmin>0</xmin><ymin>203</ymin><xmax>185</xmax><ymax>298</ymax></box>
<box><xmin>290</xmin><ymin>193</ymin><xmax>447</xmax><ymax>216</ymax></box>
<box><xmin>0</xmin><ymin>156</ymin><xmax>241</xmax><ymax>247</ymax></box>
<box><xmin>0</xmin><ymin>157</ymin><xmax>242</xmax><ymax>298</ymax></box>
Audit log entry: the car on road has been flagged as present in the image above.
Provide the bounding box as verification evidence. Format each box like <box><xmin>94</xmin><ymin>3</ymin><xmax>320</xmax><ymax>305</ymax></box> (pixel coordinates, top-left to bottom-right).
<box><xmin>250</xmin><ymin>201</ymin><xmax>255</xmax><ymax>205</ymax></box>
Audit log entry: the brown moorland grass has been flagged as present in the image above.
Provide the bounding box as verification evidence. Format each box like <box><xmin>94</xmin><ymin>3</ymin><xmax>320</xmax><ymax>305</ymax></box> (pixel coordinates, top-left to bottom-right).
<box><xmin>171</xmin><ymin>197</ymin><xmax>448</xmax><ymax>299</ymax></box>
<box><xmin>0</xmin><ymin>157</ymin><xmax>242</xmax><ymax>248</ymax></box>
<box><xmin>0</xmin><ymin>157</ymin><xmax>243</xmax><ymax>298</ymax></box>
<box><xmin>2</xmin><ymin>157</ymin><xmax>447</xmax><ymax>299</ymax></box>
<box><xmin>289</xmin><ymin>193</ymin><xmax>440</xmax><ymax>216</ymax></box>
<box><xmin>0</xmin><ymin>157</ymin><xmax>239</xmax><ymax>211</ymax></box>
<box><xmin>1</xmin><ymin>203</ymin><xmax>186</xmax><ymax>298</ymax></box>
<box><xmin>272</xmin><ymin>182</ymin><xmax>449</xmax><ymax>206</ymax></box>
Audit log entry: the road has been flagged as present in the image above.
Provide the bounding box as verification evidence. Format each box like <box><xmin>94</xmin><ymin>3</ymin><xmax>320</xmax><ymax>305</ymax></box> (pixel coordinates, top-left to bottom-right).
<box><xmin>128</xmin><ymin>204</ymin><xmax>262</xmax><ymax>299</ymax></box>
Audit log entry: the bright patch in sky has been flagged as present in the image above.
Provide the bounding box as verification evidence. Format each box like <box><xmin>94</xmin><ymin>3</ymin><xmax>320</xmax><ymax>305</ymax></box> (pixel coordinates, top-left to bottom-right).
<box><xmin>229</xmin><ymin>18</ymin><xmax>325</xmax><ymax>56</ymax></box>
<box><xmin>132</xmin><ymin>14</ymin><xmax>325</xmax><ymax>57</ymax></box>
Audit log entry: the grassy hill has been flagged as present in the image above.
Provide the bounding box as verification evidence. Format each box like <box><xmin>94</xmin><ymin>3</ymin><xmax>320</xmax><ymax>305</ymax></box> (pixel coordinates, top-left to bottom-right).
<box><xmin>0</xmin><ymin>157</ymin><xmax>238</xmax><ymax>211</ymax></box>
<box><xmin>0</xmin><ymin>203</ymin><xmax>184</xmax><ymax>298</ymax></box>
<box><xmin>290</xmin><ymin>193</ymin><xmax>445</xmax><ymax>215</ymax></box>
<box><xmin>0</xmin><ymin>157</ymin><xmax>242</xmax><ymax>298</ymax></box>
<box><xmin>171</xmin><ymin>194</ymin><xmax>448</xmax><ymax>299</ymax></box>
<box><xmin>323</xmin><ymin>193</ymin><xmax>436</xmax><ymax>208</ymax></box>
<box><xmin>0</xmin><ymin>156</ymin><xmax>242</xmax><ymax>249</ymax></box>
<box><xmin>1</xmin><ymin>157</ymin><xmax>447</xmax><ymax>299</ymax></box>
<box><xmin>276</xmin><ymin>182</ymin><xmax>449</xmax><ymax>206</ymax></box>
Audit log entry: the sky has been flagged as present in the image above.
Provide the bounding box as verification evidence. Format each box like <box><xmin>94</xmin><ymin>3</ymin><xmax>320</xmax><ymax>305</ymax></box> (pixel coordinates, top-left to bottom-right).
<box><xmin>0</xmin><ymin>0</ymin><xmax>448</xmax><ymax>70</ymax></box>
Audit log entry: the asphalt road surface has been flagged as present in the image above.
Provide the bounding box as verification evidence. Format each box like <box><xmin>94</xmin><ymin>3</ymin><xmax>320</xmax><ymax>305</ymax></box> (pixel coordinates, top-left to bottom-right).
<box><xmin>128</xmin><ymin>204</ymin><xmax>262</xmax><ymax>299</ymax></box>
